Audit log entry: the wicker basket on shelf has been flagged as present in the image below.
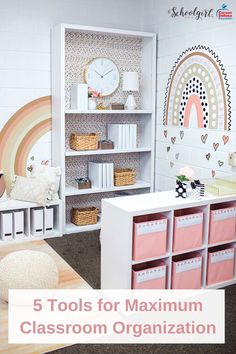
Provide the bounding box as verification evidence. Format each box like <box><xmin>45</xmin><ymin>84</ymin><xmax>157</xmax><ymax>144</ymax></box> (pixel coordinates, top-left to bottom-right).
<box><xmin>70</xmin><ymin>133</ymin><xmax>98</xmax><ymax>151</ymax></box>
<box><xmin>114</xmin><ymin>168</ymin><xmax>135</xmax><ymax>186</ymax></box>
<box><xmin>71</xmin><ymin>207</ymin><xmax>99</xmax><ymax>226</ymax></box>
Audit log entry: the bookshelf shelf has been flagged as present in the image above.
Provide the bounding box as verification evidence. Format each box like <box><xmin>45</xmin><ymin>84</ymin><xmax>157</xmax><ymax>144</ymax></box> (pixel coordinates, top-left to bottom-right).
<box><xmin>52</xmin><ymin>24</ymin><xmax>156</xmax><ymax>234</ymax></box>
<box><xmin>65</xmin><ymin>147</ymin><xmax>151</xmax><ymax>157</ymax></box>
<box><xmin>65</xmin><ymin>109</ymin><xmax>152</xmax><ymax>114</ymax></box>
<box><xmin>65</xmin><ymin>221</ymin><xmax>101</xmax><ymax>234</ymax></box>
<box><xmin>65</xmin><ymin>180</ymin><xmax>151</xmax><ymax>196</ymax></box>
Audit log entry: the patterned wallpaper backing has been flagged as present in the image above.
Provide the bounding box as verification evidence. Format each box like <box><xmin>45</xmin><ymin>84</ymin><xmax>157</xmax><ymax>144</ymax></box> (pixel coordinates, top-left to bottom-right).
<box><xmin>65</xmin><ymin>32</ymin><xmax>142</xmax><ymax>109</ymax></box>
<box><xmin>66</xmin><ymin>153</ymin><xmax>141</xmax><ymax>188</ymax></box>
<box><xmin>65</xmin><ymin>113</ymin><xmax>143</xmax><ymax>149</ymax></box>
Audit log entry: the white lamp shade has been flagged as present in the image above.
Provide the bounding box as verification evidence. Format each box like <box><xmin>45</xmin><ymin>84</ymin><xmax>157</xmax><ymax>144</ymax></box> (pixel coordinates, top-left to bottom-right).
<box><xmin>122</xmin><ymin>71</ymin><xmax>139</xmax><ymax>92</ymax></box>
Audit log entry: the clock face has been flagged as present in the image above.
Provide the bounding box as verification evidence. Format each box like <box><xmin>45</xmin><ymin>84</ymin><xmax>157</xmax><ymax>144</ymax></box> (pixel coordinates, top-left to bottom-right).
<box><xmin>84</xmin><ymin>58</ymin><xmax>120</xmax><ymax>97</ymax></box>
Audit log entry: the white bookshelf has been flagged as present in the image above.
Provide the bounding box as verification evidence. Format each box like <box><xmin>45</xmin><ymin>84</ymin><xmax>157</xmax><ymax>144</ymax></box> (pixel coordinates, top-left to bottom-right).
<box><xmin>52</xmin><ymin>24</ymin><xmax>156</xmax><ymax>234</ymax></box>
<box><xmin>101</xmin><ymin>191</ymin><xmax>236</xmax><ymax>289</ymax></box>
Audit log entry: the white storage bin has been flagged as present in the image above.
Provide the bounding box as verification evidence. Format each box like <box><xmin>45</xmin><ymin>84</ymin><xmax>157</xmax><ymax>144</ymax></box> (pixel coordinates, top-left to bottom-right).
<box><xmin>0</xmin><ymin>212</ymin><xmax>13</xmax><ymax>240</ymax></box>
<box><xmin>13</xmin><ymin>210</ymin><xmax>25</xmax><ymax>239</ymax></box>
<box><xmin>31</xmin><ymin>208</ymin><xmax>44</xmax><ymax>237</ymax></box>
<box><xmin>44</xmin><ymin>207</ymin><xmax>54</xmax><ymax>235</ymax></box>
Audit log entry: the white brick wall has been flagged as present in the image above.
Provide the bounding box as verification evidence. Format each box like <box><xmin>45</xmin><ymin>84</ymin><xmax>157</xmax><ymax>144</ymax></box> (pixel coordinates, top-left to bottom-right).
<box><xmin>0</xmin><ymin>0</ymin><xmax>145</xmax><ymax>161</ymax></box>
<box><xmin>144</xmin><ymin>0</ymin><xmax>236</xmax><ymax>190</ymax></box>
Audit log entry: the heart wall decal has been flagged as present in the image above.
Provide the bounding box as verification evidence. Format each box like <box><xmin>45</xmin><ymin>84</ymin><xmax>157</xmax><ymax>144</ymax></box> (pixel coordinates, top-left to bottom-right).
<box><xmin>167</xmin><ymin>146</ymin><xmax>171</xmax><ymax>152</ymax></box>
<box><xmin>201</xmin><ymin>134</ymin><xmax>208</xmax><ymax>144</ymax></box>
<box><xmin>180</xmin><ymin>131</ymin><xmax>184</xmax><ymax>140</ymax></box>
<box><xmin>175</xmin><ymin>153</ymin><xmax>180</xmax><ymax>160</ymax></box>
<box><xmin>222</xmin><ymin>135</ymin><xmax>229</xmax><ymax>145</ymax></box>
<box><xmin>164</xmin><ymin>130</ymin><xmax>168</xmax><ymax>138</ymax></box>
<box><xmin>212</xmin><ymin>170</ymin><xmax>216</xmax><ymax>178</ymax></box>
<box><xmin>171</xmin><ymin>137</ymin><xmax>176</xmax><ymax>144</ymax></box>
<box><xmin>213</xmin><ymin>142</ymin><xmax>219</xmax><ymax>151</ymax></box>
<box><xmin>218</xmin><ymin>160</ymin><xmax>224</xmax><ymax>167</ymax></box>
<box><xmin>206</xmin><ymin>153</ymin><xmax>211</xmax><ymax>160</ymax></box>
<box><xmin>170</xmin><ymin>162</ymin><xmax>174</xmax><ymax>168</ymax></box>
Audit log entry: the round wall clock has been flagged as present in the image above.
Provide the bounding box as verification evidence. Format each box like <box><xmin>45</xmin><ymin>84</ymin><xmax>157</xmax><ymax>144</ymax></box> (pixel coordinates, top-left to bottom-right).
<box><xmin>84</xmin><ymin>57</ymin><xmax>120</xmax><ymax>97</ymax></box>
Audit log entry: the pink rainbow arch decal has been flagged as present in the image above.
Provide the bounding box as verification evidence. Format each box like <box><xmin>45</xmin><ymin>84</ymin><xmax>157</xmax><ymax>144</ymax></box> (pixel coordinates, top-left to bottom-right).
<box><xmin>184</xmin><ymin>94</ymin><xmax>204</xmax><ymax>128</ymax></box>
<box><xmin>0</xmin><ymin>96</ymin><xmax>52</xmax><ymax>190</ymax></box>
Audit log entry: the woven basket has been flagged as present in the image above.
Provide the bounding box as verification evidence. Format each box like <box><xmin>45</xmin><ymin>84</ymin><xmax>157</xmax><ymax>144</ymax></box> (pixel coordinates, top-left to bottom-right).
<box><xmin>71</xmin><ymin>207</ymin><xmax>99</xmax><ymax>226</ymax></box>
<box><xmin>114</xmin><ymin>168</ymin><xmax>135</xmax><ymax>186</ymax></box>
<box><xmin>70</xmin><ymin>133</ymin><xmax>98</xmax><ymax>151</ymax></box>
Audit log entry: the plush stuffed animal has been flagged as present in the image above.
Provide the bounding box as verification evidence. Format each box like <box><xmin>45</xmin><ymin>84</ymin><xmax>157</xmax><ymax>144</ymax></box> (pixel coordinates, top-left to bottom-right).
<box><xmin>0</xmin><ymin>171</ymin><xmax>7</xmax><ymax>202</ymax></box>
<box><xmin>27</xmin><ymin>159</ymin><xmax>61</xmax><ymax>200</ymax></box>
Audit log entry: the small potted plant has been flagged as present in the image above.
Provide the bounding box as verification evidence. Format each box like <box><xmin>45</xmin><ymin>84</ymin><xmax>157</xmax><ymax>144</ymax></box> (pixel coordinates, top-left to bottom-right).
<box><xmin>176</xmin><ymin>166</ymin><xmax>194</xmax><ymax>198</ymax></box>
<box><xmin>88</xmin><ymin>87</ymin><xmax>101</xmax><ymax>110</ymax></box>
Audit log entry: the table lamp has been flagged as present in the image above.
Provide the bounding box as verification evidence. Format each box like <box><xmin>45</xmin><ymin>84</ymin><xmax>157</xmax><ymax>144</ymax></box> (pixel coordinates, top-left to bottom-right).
<box><xmin>122</xmin><ymin>71</ymin><xmax>139</xmax><ymax>110</ymax></box>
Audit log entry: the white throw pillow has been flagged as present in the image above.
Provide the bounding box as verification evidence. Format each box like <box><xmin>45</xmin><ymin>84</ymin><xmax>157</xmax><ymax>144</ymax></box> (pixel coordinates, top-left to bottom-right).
<box><xmin>10</xmin><ymin>175</ymin><xmax>53</xmax><ymax>206</ymax></box>
<box><xmin>30</xmin><ymin>163</ymin><xmax>61</xmax><ymax>200</ymax></box>
<box><xmin>0</xmin><ymin>250</ymin><xmax>59</xmax><ymax>302</ymax></box>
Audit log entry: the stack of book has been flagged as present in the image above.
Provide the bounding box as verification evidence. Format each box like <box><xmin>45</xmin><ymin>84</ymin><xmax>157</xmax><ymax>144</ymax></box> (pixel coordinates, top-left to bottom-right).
<box><xmin>70</xmin><ymin>84</ymin><xmax>88</xmax><ymax>110</ymax></box>
<box><xmin>107</xmin><ymin>124</ymin><xmax>137</xmax><ymax>149</ymax></box>
<box><xmin>88</xmin><ymin>162</ymin><xmax>114</xmax><ymax>189</ymax></box>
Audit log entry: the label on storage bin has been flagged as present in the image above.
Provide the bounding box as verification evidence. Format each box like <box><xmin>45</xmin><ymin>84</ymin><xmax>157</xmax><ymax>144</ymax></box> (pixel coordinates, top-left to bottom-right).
<box><xmin>136</xmin><ymin>220</ymin><xmax>167</xmax><ymax>236</ymax></box>
<box><xmin>213</xmin><ymin>207</ymin><xmax>236</xmax><ymax>221</ymax></box>
<box><xmin>210</xmin><ymin>249</ymin><xmax>235</xmax><ymax>263</ymax></box>
<box><xmin>175</xmin><ymin>257</ymin><xmax>202</xmax><ymax>273</ymax></box>
<box><xmin>136</xmin><ymin>266</ymin><xmax>166</xmax><ymax>283</ymax></box>
<box><xmin>176</xmin><ymin>213</ymin><xmax>203</xmax><ymax>228</ymax></box>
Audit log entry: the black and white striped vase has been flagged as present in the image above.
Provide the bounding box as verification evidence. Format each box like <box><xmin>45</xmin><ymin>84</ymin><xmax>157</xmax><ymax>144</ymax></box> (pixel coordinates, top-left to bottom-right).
<box><xmin>197</xmin><ymin>183</ymin><xmax>205</xmax><ymax>197</ymax></box>
<box><xmin>175</xmin><ymin>180</ymin><xmax>187</xmax><ymax>198</ymax></box>
<box><xmin>190</xmin><ymin>187</ymin><xmax>201</xmax><ymax>200</ymax></box>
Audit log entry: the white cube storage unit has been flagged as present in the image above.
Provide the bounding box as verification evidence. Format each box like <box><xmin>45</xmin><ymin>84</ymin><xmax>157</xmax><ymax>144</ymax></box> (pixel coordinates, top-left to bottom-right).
<box><xmin>0</xmin><ymin>200</ymin><xmax>62</xmax><ymax>244</ymax></box>
<box><xmin>101</xmin><ymin>191</ymin><xmax>236</xmax><ymax>290</ymax></box>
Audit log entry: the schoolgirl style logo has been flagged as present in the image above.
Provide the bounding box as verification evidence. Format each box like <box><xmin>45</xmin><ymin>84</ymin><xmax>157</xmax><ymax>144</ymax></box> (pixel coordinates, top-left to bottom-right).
<box><xmin>168</xmin><ymin>6</ymin><xmax>214</xmax><ymax>20</ymax></box>
<box><xmin>168</xmin><ymin>3</ymin><xmax>233</xmax><ymax>20</ymax></box>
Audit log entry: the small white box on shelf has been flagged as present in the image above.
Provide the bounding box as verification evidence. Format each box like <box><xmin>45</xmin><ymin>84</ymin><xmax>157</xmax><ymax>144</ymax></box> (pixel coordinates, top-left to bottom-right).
<box><xmin>102</xmin><ymin>164</ymin><xmax>107</xmax><ymax>189</ymax></box>
<box><xmin>130</xmin><ymin>124</ymin><xmax>137</xmax><ymax>148</ymax></box>
<box><xmin>70</xmin><ymin>84</ymin><xmax>88</xmax><ymax>110</ymax></box>
<box><xmin>13</xmin><ymin>210</ymin><xmax>25</xmax><ymax>239</ymax></box>
<box><xmin>44</xmin><ymin>207</ymin><xmax>54</xmax><ymax>235</ymax></box>
<box><xmin>106</xmin><ymin>163</ymin><xmax>114</xmax><ymax>188</ymax></box>
<box><xmin>89</xmin><ymin>162</ymin><xmax>103</xmax><ymax>189</ymax></box>
<box><xmin>31</xmin><ymin>208</ymin><xmax>44</xmax><ymax>237</ymax></box>
<box><xmin>0</xmin><ymin>212</ymin><xmax>13</xmax><ymax>240</ymax></box>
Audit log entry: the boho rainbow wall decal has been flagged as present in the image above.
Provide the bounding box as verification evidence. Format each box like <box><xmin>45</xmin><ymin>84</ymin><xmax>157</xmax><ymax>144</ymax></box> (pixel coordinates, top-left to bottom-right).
<box><xmin>163</xmin><ymin>46</ymin><xmax>231</xmax><ymax>130</ymax></box>
<box><xmin>0</xmin><ymin>96</ymin><xmax>52</xmax><ymax>189</ymax></box>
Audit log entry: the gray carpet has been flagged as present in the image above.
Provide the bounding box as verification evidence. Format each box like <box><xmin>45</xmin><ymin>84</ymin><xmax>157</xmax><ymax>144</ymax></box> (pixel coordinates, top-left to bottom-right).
<box><xmin>47</xmin><ymin>232</ymin><xmax>236</xmax><ymax>354</ymax></box>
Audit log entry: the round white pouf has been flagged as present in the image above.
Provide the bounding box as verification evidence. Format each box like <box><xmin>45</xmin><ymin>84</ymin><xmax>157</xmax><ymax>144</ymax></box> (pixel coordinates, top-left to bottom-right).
<box><xmin>0</xmin><ymin>250</ymin><xmax>59</xmax><ymax>302</ymax></box>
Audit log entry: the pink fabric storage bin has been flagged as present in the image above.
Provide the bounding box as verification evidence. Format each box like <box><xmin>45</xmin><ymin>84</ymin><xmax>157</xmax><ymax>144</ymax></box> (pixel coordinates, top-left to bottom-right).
<box><xmin>133</xmin><ymin>214</ymin><xmax>167</xmax><ymax>261</ymax></box>
<box><xmin>132</xmin><ymin>261</ymin><xmax>166</xmax><ymax>289</ymax></box>
<box><xmin>209</xmin><ymin>204</ymin><xmax>236</xmax><ymax>245</ymax></box>
<box><xmin>172</xmin><ymin>254</ymin><xmax>202</xmax><ymax>289</ymax></box>
<box><xmin>173</xmin><ymin>209</ymin><xmax>203</xmax><ymax>252</ymax></box>
<box><xmin>207</xmin><ymin>247</ymin><xmax>235</xmax><ymax>285</ymax></box>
